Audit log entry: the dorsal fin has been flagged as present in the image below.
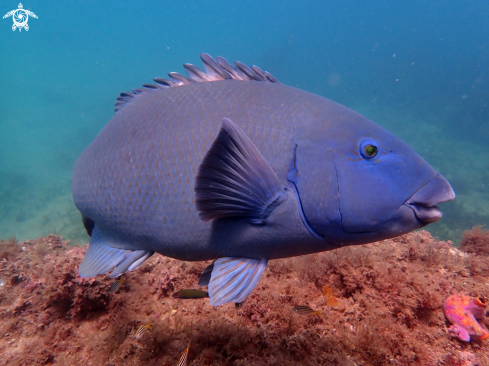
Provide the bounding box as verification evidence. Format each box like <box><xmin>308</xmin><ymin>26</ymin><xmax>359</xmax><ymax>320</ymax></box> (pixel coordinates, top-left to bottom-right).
<box><xmin>114</xmin><ymin>53</ymin><xmax>279</xmax><ymax>113</ymax></box>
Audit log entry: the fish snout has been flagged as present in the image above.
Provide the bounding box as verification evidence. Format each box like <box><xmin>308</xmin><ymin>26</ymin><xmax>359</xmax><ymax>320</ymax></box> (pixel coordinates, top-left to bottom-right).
<box><xmin>405</xmin><ymin>173</ymin><xmax>455</xmax><ymax>224</ymax></box>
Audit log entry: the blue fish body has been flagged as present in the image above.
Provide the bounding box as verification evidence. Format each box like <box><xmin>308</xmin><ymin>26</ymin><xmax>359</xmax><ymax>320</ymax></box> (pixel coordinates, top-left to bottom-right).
<box><xmin>72</xmin><ymin>54</ymin><xmax>455</xmax><ymax>305</ymax></box>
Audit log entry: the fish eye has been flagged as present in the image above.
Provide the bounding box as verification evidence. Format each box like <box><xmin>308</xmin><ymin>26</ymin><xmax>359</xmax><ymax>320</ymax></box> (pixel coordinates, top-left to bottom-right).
<box><xmin>364</xmin><ymin>145</ymin><xmax>377</xmax><ymax>157</ymax></box>
<box><xmin>359</xmin><ymin>139</ymin><xmax>379</xmax><ymax>159</ymax></box>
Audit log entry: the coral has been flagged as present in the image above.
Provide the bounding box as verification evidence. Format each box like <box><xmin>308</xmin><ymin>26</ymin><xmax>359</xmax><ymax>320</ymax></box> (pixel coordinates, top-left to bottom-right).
<box><xmin>459</xmin><ymin>226</ymin><xmax>489</xmax><ymax>256</ymax></box>
<box><xmin>444</xmin><ymin>293</ymin><xmax>489</xmax><ymax>342</ymax></box>
<box><xmin>0</xmin><ymin>230</ymin><xmax>488</xmax><ymax>365</ymax></box>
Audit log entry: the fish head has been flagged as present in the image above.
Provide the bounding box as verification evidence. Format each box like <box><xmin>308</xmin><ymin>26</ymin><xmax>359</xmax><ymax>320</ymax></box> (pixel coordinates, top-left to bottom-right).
<box><xmin>293</xmin><ymin>102</ymin><xmax>455</xmax><ymax>244</ymax></box>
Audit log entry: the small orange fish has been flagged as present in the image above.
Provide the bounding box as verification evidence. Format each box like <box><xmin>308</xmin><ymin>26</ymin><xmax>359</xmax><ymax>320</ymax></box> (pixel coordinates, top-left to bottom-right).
<box><xmin>293</xmin><ymin>305</ymin><xmax>322</xmax><ymax>317</ymax></box>
<box><xmin>177</xmin><ymin>340</ymin><xmax>190</xmax><ymax>366</ymax></box>
<box><xmin>135</xmin><ymin>323</ymin><xmax>151</xmax><ymax>339</ymax></box>
<box><xmin>108</xmin><ymin>276</ymin><xmax>124</xmax><ymax>293</ymax></box>
<box><xmin>173</xmin><ymin>289</ymin><xmax>209</xmax><ymax>299</ymax></box>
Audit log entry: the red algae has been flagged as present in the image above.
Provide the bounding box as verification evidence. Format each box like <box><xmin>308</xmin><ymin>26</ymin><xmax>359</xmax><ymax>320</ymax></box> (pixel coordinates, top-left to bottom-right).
<box><xmin>0</xmin><ymin>231</ymin><xmax>488</xmax><ymax>365</ymax></box>
<box><xmin>459</xmin><ymin>226</ymin><xmax>489</xmax><ymax>256</ymax></box>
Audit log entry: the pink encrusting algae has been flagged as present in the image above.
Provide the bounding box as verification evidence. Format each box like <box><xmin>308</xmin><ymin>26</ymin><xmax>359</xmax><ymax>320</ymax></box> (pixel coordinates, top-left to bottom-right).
<box><xmin>444</xmin><ymin>293</ymin><xmax>489</xmax><ymax>342</ymax></box>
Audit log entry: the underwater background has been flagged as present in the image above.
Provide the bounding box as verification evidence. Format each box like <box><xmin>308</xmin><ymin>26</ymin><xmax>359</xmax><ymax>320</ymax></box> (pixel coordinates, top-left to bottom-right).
<box><xmin>0</xmin><ymin>0</ymin><xmax>488</xmax><ymax>245</ymax></box>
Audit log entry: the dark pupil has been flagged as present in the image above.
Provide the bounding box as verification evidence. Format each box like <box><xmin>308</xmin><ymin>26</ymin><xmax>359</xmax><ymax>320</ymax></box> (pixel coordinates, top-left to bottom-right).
<box><xmin>365</xmin><ymin>145</ymin><xmax>377</xmax><ymax>156</ymax></box>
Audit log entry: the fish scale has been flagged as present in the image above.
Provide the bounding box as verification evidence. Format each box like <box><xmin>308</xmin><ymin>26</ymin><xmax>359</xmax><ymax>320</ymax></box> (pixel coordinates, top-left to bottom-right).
<box><xmin>74</xmin><ymin>81</ymin><xmax>305</xmax><ymax>252</ymax></box>
<box><xmin>73</xmin><ymin>54</ymin><xmax>455</xmax><ymax>306</ymax></box>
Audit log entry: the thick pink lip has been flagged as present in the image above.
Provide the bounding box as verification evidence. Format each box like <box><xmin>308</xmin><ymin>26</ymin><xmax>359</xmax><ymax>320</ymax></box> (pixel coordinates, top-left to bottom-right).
<box><xmin>404</xmin><ymin>173</ymin><xmax>455</xmax><ymax>224</ymax></box>
<box><xmin>405</xmin><ymin>203</ymin><xmax>442</xmax><ymax>223</ymax></box>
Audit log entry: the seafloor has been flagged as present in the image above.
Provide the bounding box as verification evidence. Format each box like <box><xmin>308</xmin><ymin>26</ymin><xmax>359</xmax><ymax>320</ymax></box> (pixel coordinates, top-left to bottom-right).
<box><xmin>0</xmin><ymin>229</ymin><xmax>488</xmax><ymax>366</ymax></box>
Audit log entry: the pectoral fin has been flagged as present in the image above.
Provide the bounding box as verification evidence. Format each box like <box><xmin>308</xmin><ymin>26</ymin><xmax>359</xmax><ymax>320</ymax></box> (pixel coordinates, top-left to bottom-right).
<box><xmin>205</xmin><ymin>257</ymin><xmax>268</xmax><ymax>306</ymax></box>
<box><xmin>79</xmin><ymin>226</ymin><xmax>154</xmax><ymax>278</ymax></box>
<box><xmin>195</xmin><ymin>118</ymin><xmax>287</xmax><ymax>225</ymax></box>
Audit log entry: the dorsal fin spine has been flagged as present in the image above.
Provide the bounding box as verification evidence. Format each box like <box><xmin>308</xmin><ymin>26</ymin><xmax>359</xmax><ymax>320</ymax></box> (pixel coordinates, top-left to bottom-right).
<box><xmin>168</xmin><ymin>72</ymin><xmax>194</xmax><ymax>85</ymax></box>
<box><xmin>251</xmin><ymin>65</ymin><xmax>266</xmax><ymax>81</ymax></box>
<box><xmin>114</xmin><ymin>54</ymin><xmax>279</xmax><ymax>113</ymax></box>
<box><xmin>235</xmin><ymin>61</ymin><xmax>261</xmax><ymax>81</ymax></box>
<box><xmin>154</xmin><ymin>78</ymin><xmax>174</xmax><ymax>87</ymax></box>
<box><xmin>201</xmin><ymin>53</ymin><xmax>233</xmax><ymax>80</ymax></box>
<box><xmin>142</xmin><ymin>84</ymin><xmax>159</xmax><ymax>89</ymax></box>
<box><xmin>216</xmin><ymin>56</ymin><xmax>242</xmax><ymax>80</ymax></box>
<box><xmin>183</xmin><ymin>63</ymin><xmax>209</xmax><ymax>81</ymax></box>
<box><xmin>264</xmin><ymin>72</ymin><xmax>277</xmax><ymax>83</ymax></box>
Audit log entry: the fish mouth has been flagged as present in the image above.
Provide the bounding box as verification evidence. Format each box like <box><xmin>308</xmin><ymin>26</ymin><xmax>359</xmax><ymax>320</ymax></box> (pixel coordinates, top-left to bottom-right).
<box><xmin>405</xmin><ymin>203</ymin><xmax>443</xmax><ymax>224</ymax></box>
<box><xmin>404</xmin><ymin>173</ymin><xmax>455</xmax><ymax>224</ymax></box>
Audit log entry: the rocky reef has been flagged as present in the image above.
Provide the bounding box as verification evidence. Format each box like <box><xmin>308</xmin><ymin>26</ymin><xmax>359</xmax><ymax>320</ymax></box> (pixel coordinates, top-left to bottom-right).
<box><xmin>0</xmin><ymin>229</ymin><xmax>488</xmax><ymax>365</ymax></box>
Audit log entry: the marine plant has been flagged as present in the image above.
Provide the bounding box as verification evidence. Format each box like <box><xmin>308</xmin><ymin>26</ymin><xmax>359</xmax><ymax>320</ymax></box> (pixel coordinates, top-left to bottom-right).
<box><xmin>459</xmin><ymin>225</ymin><xmax>489</xmax><ymax>256</ymax></box>
<box><xmin>1</xmin><ymin>230</ymin><xmax>487</xmax><ymax>365</ymax></box>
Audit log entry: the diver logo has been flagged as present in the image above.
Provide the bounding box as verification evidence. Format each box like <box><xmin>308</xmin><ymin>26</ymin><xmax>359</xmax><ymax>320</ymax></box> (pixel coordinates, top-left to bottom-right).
<box><xmin>3</xmin><ymin>3</ymin><xmax>37</xmax><ymax>32</ymax></box>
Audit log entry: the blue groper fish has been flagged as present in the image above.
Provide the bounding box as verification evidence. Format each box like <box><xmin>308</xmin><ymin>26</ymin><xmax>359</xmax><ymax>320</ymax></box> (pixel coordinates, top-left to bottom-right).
<box><xmin>72</xmin><ymin>54</ymin><xmax>455</xmax><ymax>306</ymax></box>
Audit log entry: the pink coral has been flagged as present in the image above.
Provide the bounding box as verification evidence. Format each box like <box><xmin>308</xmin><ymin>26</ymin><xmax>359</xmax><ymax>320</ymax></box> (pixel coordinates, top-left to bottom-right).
<box><xmin>444</xmin><ymin>293</ymin><xmax>489</xmax><ymax>342</ymax></box>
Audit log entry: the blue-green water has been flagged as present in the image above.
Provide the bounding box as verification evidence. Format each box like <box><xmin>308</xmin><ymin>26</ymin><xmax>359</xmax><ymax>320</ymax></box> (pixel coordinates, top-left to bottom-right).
<box><xmin>1</xmin><ymin>0</ymin><xmax>488</xmax><ymax>244</ymax></box>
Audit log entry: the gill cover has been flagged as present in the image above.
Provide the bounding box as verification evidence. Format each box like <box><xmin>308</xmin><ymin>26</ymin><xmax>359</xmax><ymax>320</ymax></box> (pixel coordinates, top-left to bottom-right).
<box><xmin>289</xmin><ymin>106</ymin><xmax>453</xmax><ymax>242</ymax></box>
<box><xmin>288</xmin><ymin>137</ymin><xmax>340</xmax><ymax>239</ymax></box>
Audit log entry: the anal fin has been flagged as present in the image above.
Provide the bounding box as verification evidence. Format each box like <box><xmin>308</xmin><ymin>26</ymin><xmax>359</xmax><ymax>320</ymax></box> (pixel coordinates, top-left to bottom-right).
<box><xmin>206</xmin><ymin>257</ymin><xmax>268</xmax><ymax>306</ymax></box>
<box><xmin>198</xmin><ymin>262</ymin><xmax>214</xmax><ymax>287</ymax></box>
<box><xmin>79</xmin><ymin>226</ymin><xmax>154</xmax><ymax>278</ymax></box>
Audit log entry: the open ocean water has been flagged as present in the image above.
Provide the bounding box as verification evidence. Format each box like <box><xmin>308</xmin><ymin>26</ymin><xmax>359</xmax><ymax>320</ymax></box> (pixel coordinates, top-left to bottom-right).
<box><xmin>0</xmin><ymin>0</ymin><xmax>488</xmax><ymax>245</ymax></box>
